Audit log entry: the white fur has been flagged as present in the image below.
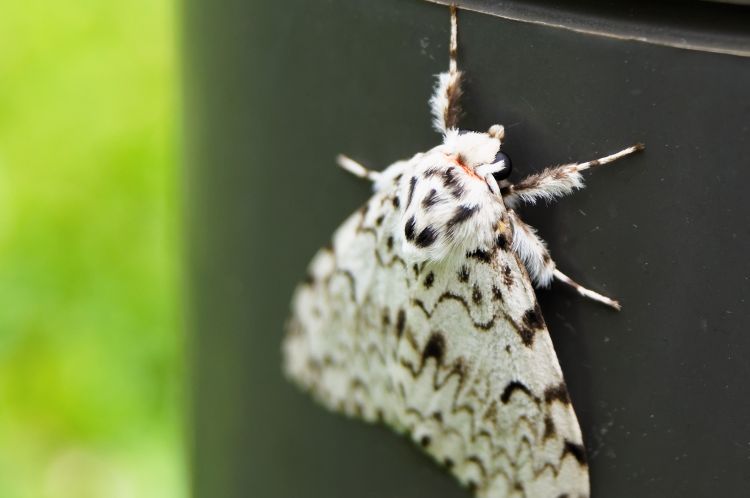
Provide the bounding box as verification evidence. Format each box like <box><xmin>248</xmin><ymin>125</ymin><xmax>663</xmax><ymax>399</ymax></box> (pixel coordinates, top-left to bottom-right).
<box><xmin>429</xmin><ymin>72</ymin><xmax>453</xmax><ymax>134</ymax></box>
<box><xmin>440</xmin><ymin>129</ymin><xmax>500</xmax><ymax>167</ymax></box>
<box><xmin>508</xmin><ymin>210</ymin><xmax>555</xmax><ymax>287</ymax></box>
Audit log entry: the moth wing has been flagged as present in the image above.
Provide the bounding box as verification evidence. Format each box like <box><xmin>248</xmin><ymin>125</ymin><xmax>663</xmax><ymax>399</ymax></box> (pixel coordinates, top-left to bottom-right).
<box><xmin>398</xmin><ymin>249</ymin><xmax>590</xmax><ymax>498</ymax></box>
<box><xmin>284</xmin><ymin>188</ymin><xmax>407</xmax><ymax>424</ymax></box>
<box><xmin>284</xmin><ymin>186</ymin><xmax>589</xmax><ymax>498</ymax></box>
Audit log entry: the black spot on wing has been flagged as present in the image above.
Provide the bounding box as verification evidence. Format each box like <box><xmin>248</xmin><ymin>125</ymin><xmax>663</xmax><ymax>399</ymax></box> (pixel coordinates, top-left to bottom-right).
<box><xmin>422</xmin><ymin>332</ymin><xmax>445</xmax><ymax>365</ymax></box>
<box><xmin>491</xmin><ymin>285</ymin><xmax>504</xmax><ymax>301</ymax></box>
<box><xmin>472</xmin><ymin>284</ymin><xmax>482</xmax><ymax>304</ymax></box>
<box><xmin>404</xmin><ymin>215</ymin><xmax>416</xmax><ymax>241</ymax></box>
<box><xmin>415</xmin><ymin>226</ymin><xmax>438</xmax><ymax>248</ymax></box>
<box><xmin>396</xmin><ymin>309</ymin><xmax>406</xmax><ymax>338</ymax></box>
<box><xmin>516</xmin><ymin>326</ymin><xmax>535</xmax><ymax>347</ymax></box>
<box><xmin>406</xmin><ymin>176</ymin><xmax>417</xmax><ymax>208</ymax></box>
<box><xmin>500</xmin><ymin>381</ymin><xmax>532</xmax><ymax>403</ymax></box>
<box><xmin>544</xmin><ymin>383</ymin><xmax>571</xmax><ymax>405</ymax></box>
<box><xmin>422</xmin><ymin>188</ymin><xmax>439</xmax><ymax>209</ymax></box>
<box><xmin>457</xmin><ymin>265</ymin><xmax>470</xmax><ymax>283</ymax></box>
<box><xmin>386</xmin><ymin>236</ymin><xmax>394</xmax><ymax>250</ymax></box>
<box><xmin>392</xmin><ymin>196</ymin><xmax>400</xmax><ymax>208</ymax></box>
<box><xmin>423</xmin><ymin>271</ymin><xmax>435</xmax><ymax>289</ymax></box>
<box><xmin>543</xmin><ymin>416</ymin><xmax>556</xmax><ymax>440</ymax></box>
<box><xmin>502</xmin><ymin>265</ymin><xmax>514</xmax><ymax>287</ymax></box>
<box><xmin>517</xmin><ymin>304</ymin><xmax>545</xmax><ymax>347</ymax></box>
<box><xmin>442</xmin><ymin>167</ymin><xmax>464</xmax><ymax>198</ymax></box>
<box><xmin>447</xmin><ymin>205</ymin><xmax>478</xmax><ymax>231</ymax></box>
<box><xmin>562</xmin><ymin>441</ymin><xmax>588</xmax><ymax>466</ymax></box>
<box><xmin>467</xmin><ymin>248</ymin><xmax>492</xmax><ymax>263</ymax></box>
<box><xmin>523</xmin><ymin>304</ymin><xmax>545</xmax><ymax>330</ymax></box>
<box><xmin>381</xmin><ymin>309</ymin><xmax>391</xmax><ymax>328</ymax></box>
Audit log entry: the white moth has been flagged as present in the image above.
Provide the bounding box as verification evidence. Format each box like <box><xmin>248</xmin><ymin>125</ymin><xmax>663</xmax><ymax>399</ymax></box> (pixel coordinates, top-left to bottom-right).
<box><xmin>284</xmin><ymin>6</ymin><xmax>642</xmax><ymax>498</ymax></box>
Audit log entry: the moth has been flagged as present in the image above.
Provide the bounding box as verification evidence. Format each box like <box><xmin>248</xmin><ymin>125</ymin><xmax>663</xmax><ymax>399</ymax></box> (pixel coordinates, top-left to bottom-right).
<box><xmin>284</xmin><ymin>6</ymin><xmax>642</xmax><ymax>498</ymax></box>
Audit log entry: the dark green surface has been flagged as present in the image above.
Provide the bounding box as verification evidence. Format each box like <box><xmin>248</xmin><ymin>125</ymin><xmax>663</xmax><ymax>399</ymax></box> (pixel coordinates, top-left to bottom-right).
<box><xmin>183</xmin><ymin>1</ymin><xmax>750</xmax><ymax>496</ymax></box>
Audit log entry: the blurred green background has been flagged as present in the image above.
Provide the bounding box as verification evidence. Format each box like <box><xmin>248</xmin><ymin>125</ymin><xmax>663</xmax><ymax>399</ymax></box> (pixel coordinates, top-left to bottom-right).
<box><xmin>0</xmin><ymin>1</ymin><xmax>184</xmax><ymax>497</ymax></box>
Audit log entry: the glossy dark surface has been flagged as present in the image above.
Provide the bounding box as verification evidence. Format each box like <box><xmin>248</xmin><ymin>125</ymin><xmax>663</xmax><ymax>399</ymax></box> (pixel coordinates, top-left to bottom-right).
<box><xmin>183</xmin><ymin>1</ymin><xmax>750</xmax><ymax>496</ymax></box>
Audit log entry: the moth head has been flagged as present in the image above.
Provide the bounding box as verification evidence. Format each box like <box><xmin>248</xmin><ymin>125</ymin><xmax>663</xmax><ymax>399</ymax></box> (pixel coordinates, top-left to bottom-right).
<box><xmin>440</xmin><ymin>125</ymin><xmax>512</xmax><ymax>185</ymax></box>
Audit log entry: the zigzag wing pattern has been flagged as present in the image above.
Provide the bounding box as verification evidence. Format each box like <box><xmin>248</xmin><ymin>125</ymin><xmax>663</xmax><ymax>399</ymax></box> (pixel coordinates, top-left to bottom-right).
<box><xmin>284</xmin><ymin>174</ymin><xmax>589</xmax><ymax>497</ymax></box>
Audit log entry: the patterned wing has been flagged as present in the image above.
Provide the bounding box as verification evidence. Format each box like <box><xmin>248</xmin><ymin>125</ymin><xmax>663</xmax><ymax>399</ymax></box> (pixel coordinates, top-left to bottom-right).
<box><xmin>284</xmin><ymin>153</ymin><xmax>589</xmax><ymax>497</ymax></box>
<box><xmin>394</xmin><ymin>240</ymin><xmax>590</xmax><ymax>498</ymax></box>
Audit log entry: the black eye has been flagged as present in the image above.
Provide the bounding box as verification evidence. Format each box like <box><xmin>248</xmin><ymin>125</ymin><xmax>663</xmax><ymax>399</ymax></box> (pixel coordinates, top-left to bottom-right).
<box><xmin>491</xmin><ymin>151</ymin><xmax>512</xmax><ymax>181</ymax></box>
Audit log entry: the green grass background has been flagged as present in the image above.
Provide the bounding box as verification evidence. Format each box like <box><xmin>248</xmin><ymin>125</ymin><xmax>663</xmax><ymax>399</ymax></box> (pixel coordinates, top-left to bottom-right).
<box><xmin>0</xmin><ymin>1</ymin><xmax>184</xmax><ymax>497</ymax></box>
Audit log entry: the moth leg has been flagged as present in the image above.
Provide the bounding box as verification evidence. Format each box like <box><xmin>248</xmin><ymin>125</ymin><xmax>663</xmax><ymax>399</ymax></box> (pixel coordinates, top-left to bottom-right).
<box><xmin>507</xmin><ymin>210</ymin><xmax>621</xmax><ymax>310</ymax></box>
<box><xmin>336</xmin><ymin>154</ymin><xmax>381</xmax><ymax>182</ymax></box>
<box><xmin>553</xmin><ymin>268</ymin><xmax>621</xmax><ymax>310</ymax></box>
<box><xmin>429</xmin><ymin>5</ymin><xmax>463</xmax><ymax>134</ymax></box>
<box><xmin>503</xmin><ymin>143</ymin><xmax>644</xmax><ymax>208</ymax></box>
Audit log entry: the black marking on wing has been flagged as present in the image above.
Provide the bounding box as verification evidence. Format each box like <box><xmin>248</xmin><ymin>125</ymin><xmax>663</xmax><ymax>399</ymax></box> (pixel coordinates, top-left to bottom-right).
<box><xmin>423</xmin><ymin>272</ymin><xmax>435</xmax><ymax>289</ymax></box>
<box><xmin>407</xmin><ymin>176</ymin><xmax>417</xmax><ymax>208</ymax></box>
<box><xmin>465</xmin><ymin>455</ymin><xmax>488</xmax><ymax>480</ymax></box>
<box><xmin>421</xmin><ymin>332</ymin><xmax>445</xmax><ymax>366</ymax></box>
<box><xmin>458</xmin><ymin>265</ymin><xmax>470</xmax><ymax>282</ymax></box>
<box><xmin>442</xmin><ymin>167</ymin><xmax>464</xmax><ymax>198</ymax></box>
<box><xmin>395</xmin><ymin>309</ymin><xmax>406</xmax><ymax>339</ymax></box>
<box><xmin>330</xmin><ymin>269</ymin><xmax>357</xmax><ymax>302</ymax></box>
<box><xmin>446</xmin><ymin>204</ymin><xmax>478</xmax><ymax>230</ymax></box>
<box><xmin>516</xmin><ymin>326</ymin><xmax>535</xmax><ymax>347</ymax></box>
<box><xmin>373</xmin><ymin>246</ymin><xmax>407</xmax><ymax>271</ymax></box>
<box><xmin>405</xmin><ymin>215</ymin><xmax>416</xmax><ymax>241</ymax></box>
<box><xmin>482</xmin><ymin>401</ymin><xmax>498</xmax><ymax>424</ymax></box>
<box><xmin>544</xmin><ymin>383</ymin><xmax>571</xmax><ymax>405</ymax></box>
<box><xmin>543</xmin><ymin>416</ymin><xmax>556</xmax><ymax>440</ymax></box>
<box><xmin>516</xmin><ymin>304</ymin><xmax>545</xmax><ymax>347</ymax></box>
<box><xmin>381</xmin><ymin>308</ymin><xmax>391</xmax><ymax>328</ymax></box>
<box><xmin>422</xmin><ymin>188</ymin><xmax>440</xmax><ymax>208</ymax></box>
<box><xmin>467</xmin><ymin>248</ymin><xmax>493</xmax><ymax>263</ymax></box>
<box><xmin>500</xmin><ymin>381</ymin><xmax>533</xmax><ymax>404</ymax></box>
<box><xmin>472</xmin><ymin>284</ymin><xmax>483</xmax><ymax>304</ymax></box>
<box><xmin>523</xmin><ymin>304</ymin><xmax>545</xmax><ymax>330</ymax></box>
<box><xmin>562</xmin><ymin>441</ymin><xmax>588</xmax><ymax>466</ymax></box>
<box><xmin>415</xmin><ymin>226</ymin><xmax>438</xmax><ymax>247</ymax></box>
<box><xmin>502</xmin><ymin>264</ymin><xmax>514</xmax><ymax>287</ymax></box>
<box><xmin>411</xmin><ymin>294</ymin><xmax>494</xmax><ymax>331</ymax></box>
<box><xmin>491</xmin><ymin>285</ymin><xmax>504</xmax><ymax>302</ymax></box>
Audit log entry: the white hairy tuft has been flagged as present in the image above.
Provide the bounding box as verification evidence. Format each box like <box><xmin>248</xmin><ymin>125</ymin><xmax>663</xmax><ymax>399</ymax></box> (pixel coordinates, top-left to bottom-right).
<box><xmin>509</xmin><ymin>210</ymin><xmax>555</xmax><ymax>287</ymax></box>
